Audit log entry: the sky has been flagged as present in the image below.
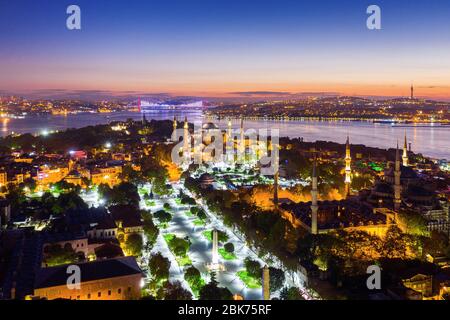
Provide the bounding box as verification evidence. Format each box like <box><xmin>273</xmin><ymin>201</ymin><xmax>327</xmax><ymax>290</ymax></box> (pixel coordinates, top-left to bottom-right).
<box><xmin>1</xmin><ymin>0</ymin><xmax>450</xmax><ymax>100</ymax></box>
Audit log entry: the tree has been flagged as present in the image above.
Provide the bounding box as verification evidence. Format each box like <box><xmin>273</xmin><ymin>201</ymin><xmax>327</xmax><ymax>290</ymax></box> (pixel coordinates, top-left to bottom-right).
<box><xmin>23</xmin><ymin>178</ymin><xmax>37</xmax><ymax>193</ymax></box>
<box><xmin>208</xmin><ymin>230</ymin><xmax>228</xmax><ymax>243</ymax></box>
<box><xmin>190</xmin><ymin>206</ymin><xmax>199</xmax><ymax>215</ymax></box>
<box><xmin>99</xmin><ymin>182</ymin><xmax>140</xmax><ymax>207</ymax></box>
<box><xmin>267</xmin><ymin>267</ymin><xmax>285</xmax><ymax>292</ymax></box>
<box><xmin>244</xmin><ymin>258</ymin><xmax>262</xmax><ymax>279</ymax></box>
<box><xmin>382</xmin><ymin>226</ymin><xmax>410</xmax><ymax>259</ymax></box>
<box><xmin>125</xmin><ymin>233</ymin><xmax>143</xmax><ymax>257</ymax></box>
<box><xmin>52</xmin><ymin>180</ymin><xmax>80</xmax><ymax>193</ymax></box>
<box><xmin>167</xmin><ymin>236</ymin><xmax>190</xmax><ymax>257</ymax></box>
<box><xmin>224</xmin><ymin>242</ymin><xmax>234</xmax><ymax>253</ymax></box>
<box><xmin>197</xmin><ymin>209</ymin><xmax>207</xmax><ymax>220</ymax></box>
<box><xmin>120</xmin><ymin>164</ymin><xmax>145</xmax><ymax>185</ymax></box>
<box><xmin>143</xmin><ymin>214</ymin><xmax>159</xmax><ymax>249</ymax></box>
<box><xmin>199</xmin><ymin>274</ymin><xmax>233</xmax><ymax>300</ymax></box>
<box><xmin>163</xmin><ymin>203</ymin><xmax>172</xmax><ymax>211</ymax></box>
<box><xmin>149</xmin><ymin>253</ymin><xmax>171</xmax><ymax>283</ymax></box>
<box><xmin>423</xmin><ymin>231</ymin><xmax>449</xmax><ymax>258</ymax></box>
<box><xmin>181</xmin><ymin>194</ymin><xmax>196</xmax><ymax>206</ymax></box>
<box><xmin>140</xmin><ymin>157</ymin><xmax>170</xmax><ymax>196</ymax></box>
<box><xmin>184</xmin><ymin>266</ymin><xmax>203</xmax><ymax>292</ymax></box>
<box><xmin>279</xmin><ymin>286</ymin><xmax>304</xmax><ymax>300</ymax></box>
<box><xmin>159</xmin><ymin>281</ymin><xmax>192</xmax><ymax>300</ymax></box>
<box><xmin>154</xmin><ymin>210</ymin><xmax>172</xmax><ymax>223</ymax></box>
<box><xmin>44</xmin><ymin>243</ymin><xmax>82</xmax><ymax>267</ymax></box>
<box><xmin>54</xmin><ymin>191</ymin><xmax>88</xmax><ymax>213</ymax></box>
<box><xmin>398</xmin><ymin>211</ymin><xmax>429</xmax><ymax>236</ymax></box>
<box><xmin>5</xmin><ymin>185</ymin><xmax>26</xmax><ymax>213</ymax></box>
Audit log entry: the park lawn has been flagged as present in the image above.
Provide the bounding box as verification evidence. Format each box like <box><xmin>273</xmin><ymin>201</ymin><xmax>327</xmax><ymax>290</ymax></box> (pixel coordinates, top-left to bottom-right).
<box><xmin>189</xmin><ymin>278</ymin><xmax>206</xmax><ymax>297</ymax></box>
<box><xmin>177</xmin><ymin>255</ymin><xmax>192</xmax><ymax>266</ymax></box>
<box><xmin>163</xmin><ymin>234</ymin><xmax>175</xmax><ymax>243</ymax></box>
<box><xmin>175</xmin><ymin>198</ymin><xmax>182</xmax><ymax>205</ymax></box>
<box><xmin>237</xmin><ymin>271</ymin><xmax>261</xmax><ymax>289</ymax></box>
<box><xmin>185</xmin><ymin>210</ymin><xmax>193</xmax><ymax>217</ymax></box>
<box><xmin>146</xmin><ymin>200</ymin><xmax>156</xmax><ymax>207</ymax></box>
<box><xmin>193</xmin><ymin>219</ymin><xmax>205</xmax><ymax>226</ymax></box>
<box><xmin>202</xmin><ymin>230</ymin><xmax>212</xmax><ymax>242</ymax></box>
<box><xmin>218</xmin><ymin>248</ymin><xmax>236</xmax><ymax>260</ymax></box>
<box><xmin>164</xmin><ymin>234</ymin><xmax>191</xmax><ymax>266</ymax></box>
<box><xmin>158</xmin><ymin>222</ymin><xmax>169</xmax><ymax>229</ymax></box>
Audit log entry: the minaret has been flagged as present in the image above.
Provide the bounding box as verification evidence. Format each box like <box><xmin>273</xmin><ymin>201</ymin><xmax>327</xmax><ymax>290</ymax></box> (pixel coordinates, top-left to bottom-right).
<box><xmin>311</xmin><ymin>158</ymin><xmax>318</xmax><ymax>235</ymax></box>
<box><xmin>183</xmin><ymin>117</ymin><xmax>190</xmax><ymax>161</ymax></box>
<box><xmin>226</xmin><ymin>119</ymin><xmax>234</xmax><ymax>165</ymax></box>
<box><xmin>273</xmin><ymin>142</ymin><xmax>279</xmax><ymax>209</ymax></box>
<box><xmin>394</xmin><ymin>142</ymin><xmax>402</xmax><ymax>212</ymax></box>
<box><xmin>142</xmin><ymin>112</ymin><xmax>147</xmax><ymax>125</ymax></box>
<box><xmin>172</xmin><ymin>116</ymin><xmax>177</xmax><ymax>142</ymax></box>
<box><xmin>212</xmin><ymin>229</ymin><xmax>219</xmax><ymax>266</ymax></box>
<box><xmin>262</xmin><ymin>265</ymin><xmax>270</xmax><ymax>300</ymax></box>
<box><xmin>344</xmin><ymin>136</ymin><xmax>352</xmax><ymax>197</ymax></box>
<box><xmin>239</xmin><ymin>117</ymin><xmax>245</xmax><ymax>162</ymax></box>
<box><xmin>402</xmin><ymin>133</ymin><xmax>409</xmax><ymax>167</ymax></box>
<box><xmin>410</xmin><ymin>83</ymin><xmax>414</xmax><ymax>100</ymax></box>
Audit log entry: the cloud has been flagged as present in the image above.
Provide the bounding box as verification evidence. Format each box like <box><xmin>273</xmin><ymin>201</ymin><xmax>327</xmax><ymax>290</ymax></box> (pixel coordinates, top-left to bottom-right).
<box><xmin>227</xmin><ymin>91</ymin><xmax>292</xmax><ymax>96</ymax></box>
<box><xmin>0</xmin><ymin>89</ymin><xmax>174</xmax><ymax>100</ymax></box>
<box><xmin>418</xmin><ymin>86</ymin><xmax>450</xmax><ymax>89</ymax></box>
<box><xmin>296</xmin><ymin>91</ymin><xmax>340</xmax><ymax>96</ymax></box>
<box><xmin>226</xmin><ymin>91</ymin><xmax>341</xmax><ymax>98</ymax></box>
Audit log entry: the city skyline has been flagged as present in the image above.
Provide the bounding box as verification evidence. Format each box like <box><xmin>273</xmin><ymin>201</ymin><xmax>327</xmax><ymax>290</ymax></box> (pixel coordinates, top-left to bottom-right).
<box><xmin>1</xmin><ymin>0</ymin><xmax>450</xmax><ymax>100</ymax></box>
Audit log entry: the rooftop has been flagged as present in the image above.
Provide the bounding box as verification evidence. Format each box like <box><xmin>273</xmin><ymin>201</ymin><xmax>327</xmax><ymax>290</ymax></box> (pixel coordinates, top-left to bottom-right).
<box><xmin>34</xmin><ymin>256</ymin><xmax>142</xmax><ymax>289</ymax></box>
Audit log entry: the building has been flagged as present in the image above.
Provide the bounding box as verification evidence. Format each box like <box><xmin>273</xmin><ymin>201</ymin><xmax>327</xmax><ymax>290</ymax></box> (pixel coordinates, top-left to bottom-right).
<box><xmin>35</xmin><ymin>165</ymin><xmax>70</xmax><ymax>190</ymax></box>
<box><xmin>32</xmin><ymin>257</ymin><xmax>142</xmax><ymax>300</ymax></box>
<box><xmin>64</xmin><ymin>170</ymin><xmax>84</xmax><ymax>187</ymax></box>
<box><xmin>90</xmin><ymin>165</ymin><xmax>122</xmax><ymax>187</ymax></box>
<box><xmin>0</xmin><ymin>171</ymin><xmax>7</xmax><ymax>188</ymax></box>
<box><xmin>344</xmin><ymin>136</ymin><xmax>352</xmax><ymax>197</ymax></box>
<box><xmin>112</xmin><ymin>153</ymin><xmax>132</xmax><ymax>162</ymax></box>
<box><xmin>282</xmin><ymin>199</ymin><xmax>396</xmax><ymax>238</ymax></box>
<box><xmin>280</xmin><ymin>158</ymin><xmax>396</xmax><ymax>238</ymax></box>
<box><xmin>42</xmin><ymin>233</ymin><xmax>89</xmax><ymax>261</ymax></box>
<box><xmin>109</xmin><ymin>205</ymin><xmax>144</xmax><ymax>236</ymax></box>
<box><xmin>402</xmin><ymin>274</ymin><xmax>434</xmax><ymax>299</ymax></box>
<box><xmin>86</xmin><ymin>215</ymin><xmax>118</xmax><ymax>241</ymax></box>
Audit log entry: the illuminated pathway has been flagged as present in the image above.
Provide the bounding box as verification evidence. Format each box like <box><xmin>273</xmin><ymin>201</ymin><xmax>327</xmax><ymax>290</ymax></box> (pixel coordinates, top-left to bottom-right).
<box><xmin>139</xmin><ymin>182</ymin><xmax>317</xmax><ymax>300</ymax></box>
<box><xmin>139</xmin><ymin>191</ymin><xmax>194</xmax><ymax>297</ymax></box>
<box><xmin>173</xmin><ymin>182</ymin><xmax>317</xmax><ymax>300</ymax></box>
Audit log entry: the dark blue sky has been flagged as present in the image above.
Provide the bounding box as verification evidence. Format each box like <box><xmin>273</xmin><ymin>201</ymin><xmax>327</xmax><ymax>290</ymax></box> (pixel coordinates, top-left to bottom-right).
<box><xmin>1</xmin><ymin>0</ymin><xmax>450</xmax><ymax>98</ymax></box>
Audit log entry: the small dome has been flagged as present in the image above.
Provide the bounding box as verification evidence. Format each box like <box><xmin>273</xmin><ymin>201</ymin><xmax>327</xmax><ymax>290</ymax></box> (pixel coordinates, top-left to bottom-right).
<box><xmin>202</xmin><ymin>122</ymin><xmax>219</xmax><ymax>130</ymax></box>
<box><xmin>199</xmin><ymin>173</ymin><xmax>215</xmax><ymax>183</ymax></box>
